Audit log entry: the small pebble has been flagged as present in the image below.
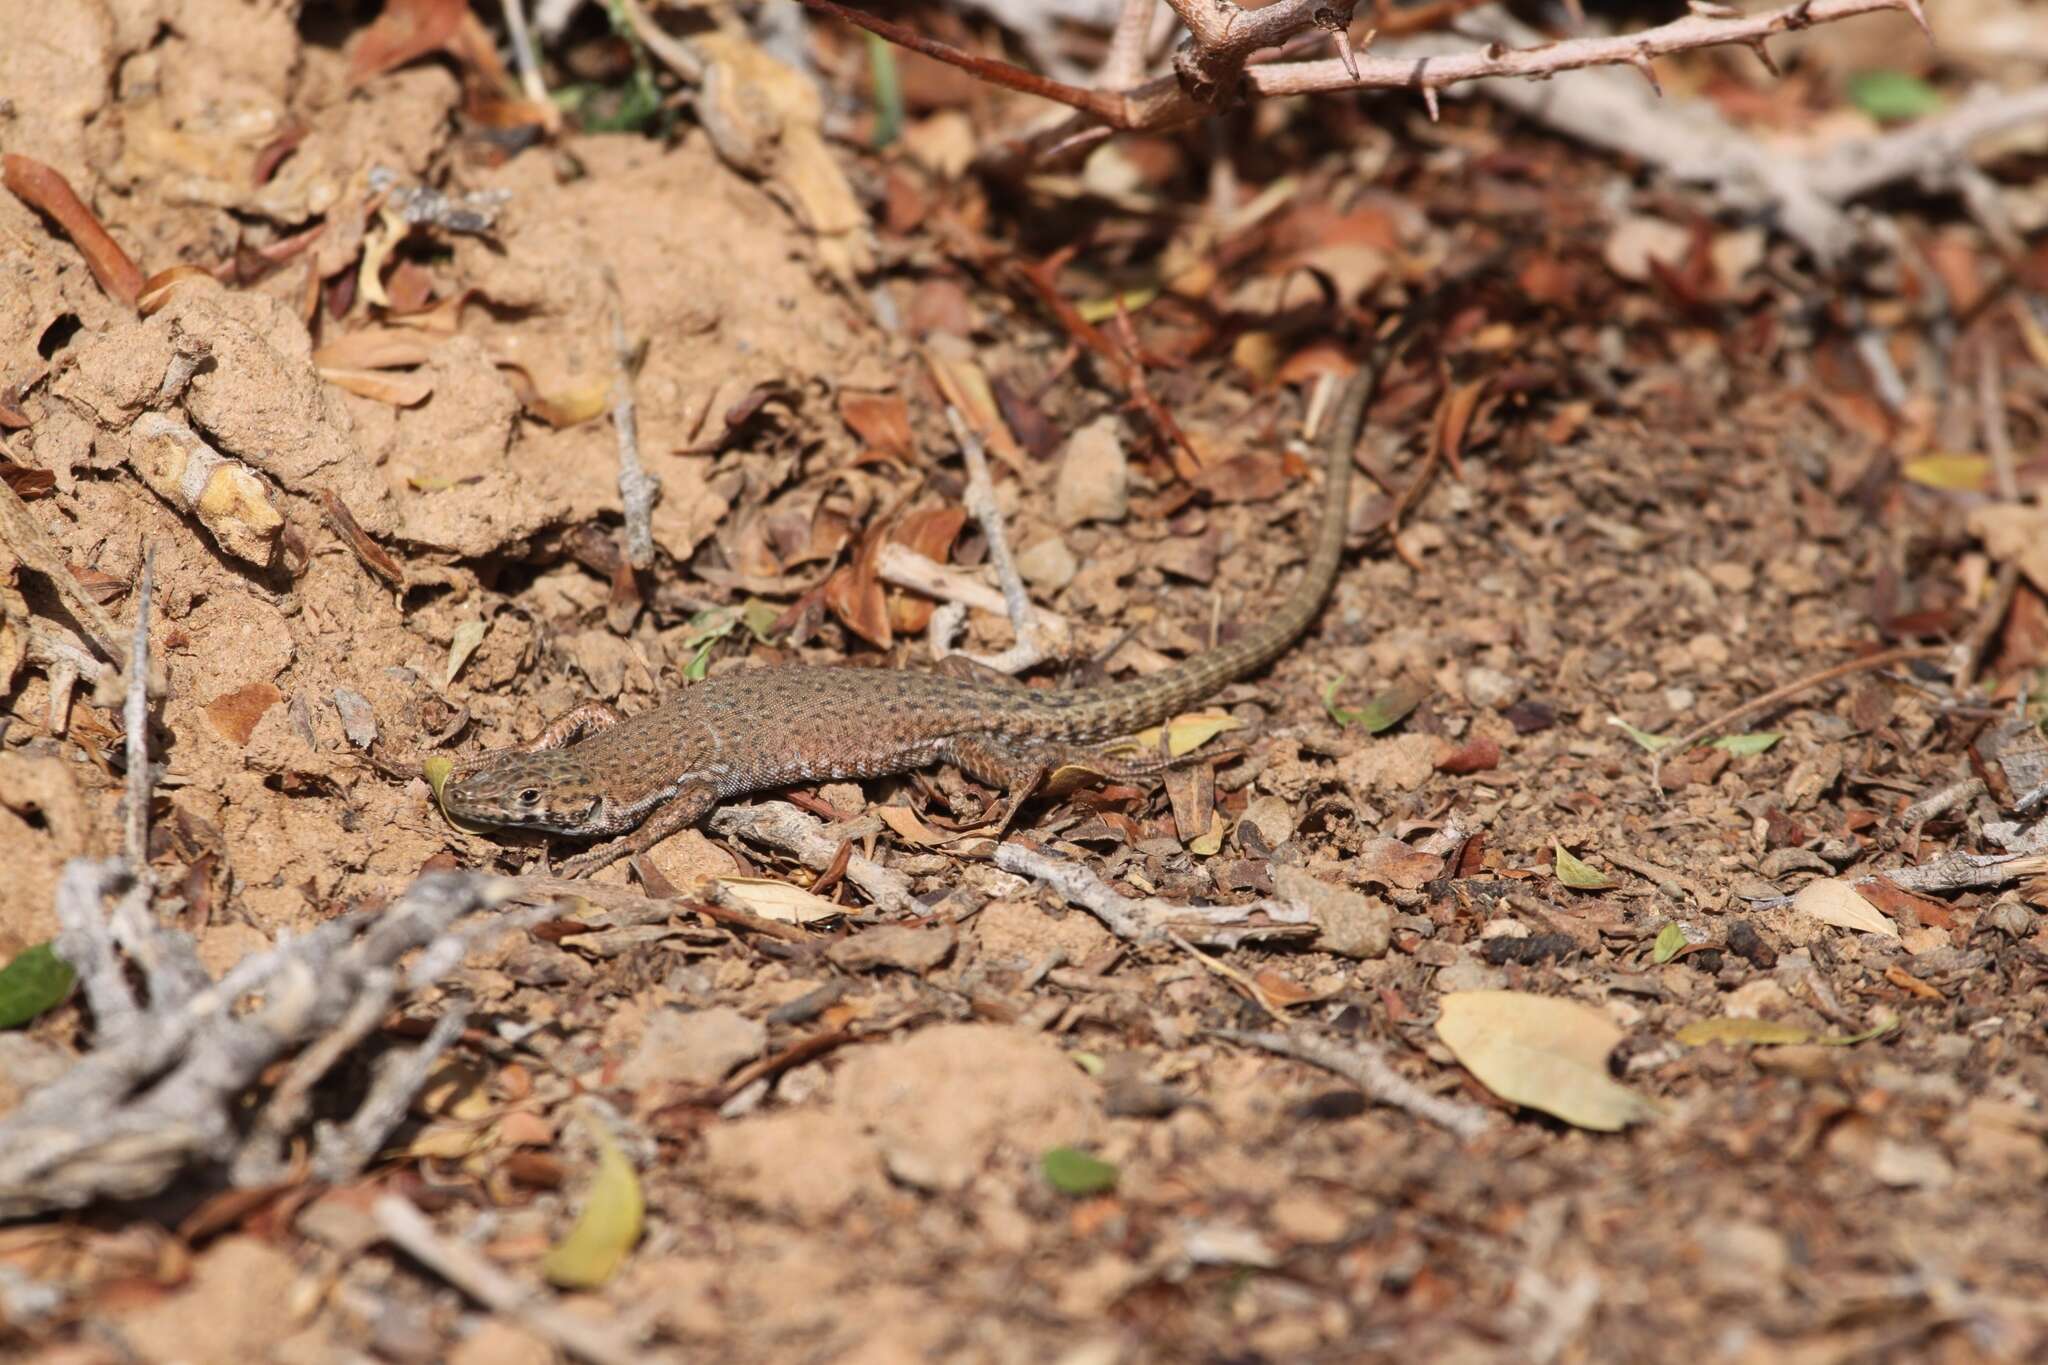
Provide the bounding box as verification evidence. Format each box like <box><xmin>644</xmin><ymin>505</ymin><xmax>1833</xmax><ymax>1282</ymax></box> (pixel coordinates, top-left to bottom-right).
<box><xmin>1463</xmin><ymin>665</ymin><xmax>1521</xmax><ymax>710</ymax></box>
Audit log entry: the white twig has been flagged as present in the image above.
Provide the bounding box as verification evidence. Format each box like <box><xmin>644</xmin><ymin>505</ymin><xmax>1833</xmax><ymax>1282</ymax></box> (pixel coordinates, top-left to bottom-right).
<box><xmin>121</xmin><ymin>548</ymin><xmax>153</xmax><ymax>874</ymax></box>
<box><xmin>373</xmin><ymin>1194</ymin><xmax>653</xmax><ymax>1365</ymax></box>
<box><xmin>995</xmin><ymin>841</ymin><xmax>1315</xmax><ymax>947</ymax></box>
<box><xmin>1378</xmin><ymin>12</ymin><xmax>2041</xmax><ymax>268</ymax></box>
<box><xmin>1210</xmin><ymin>1027</ymin><xmax>1496</xmax><ymax>1140</ymax></box>
<box><xmin>891</xmin><ymin>410</ymin><xmax>1073</xmax><ymax>674</ymax></box>
<box><xmin>605</xmin><ymin>274</ymin><xmax>658</xmax><ymax>569</ymax></box>
<box><xmin>500</xmin><ymin>0</ymin><xmax>557</xmax><ymax>118</ymax></box>
<box><xmin>3</xmin><ymin>872</ymin><xmax>522</xmax><ymax>1218</ymax></box>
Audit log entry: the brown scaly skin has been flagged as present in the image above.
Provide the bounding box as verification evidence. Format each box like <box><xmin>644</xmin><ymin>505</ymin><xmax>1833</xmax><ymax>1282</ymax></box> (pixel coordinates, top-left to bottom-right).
<box><xmin>443</xmin><ymin>361</ymin><xmax>1375</xmax><ymax>876</ymax></box>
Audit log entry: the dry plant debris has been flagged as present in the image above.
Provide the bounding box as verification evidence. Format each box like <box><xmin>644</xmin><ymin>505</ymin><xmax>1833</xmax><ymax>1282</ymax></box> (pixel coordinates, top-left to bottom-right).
<box><xmin>1</xmin><ymin>0</ymin><xmax>2047</xmax><ymax>1360</ymax></box>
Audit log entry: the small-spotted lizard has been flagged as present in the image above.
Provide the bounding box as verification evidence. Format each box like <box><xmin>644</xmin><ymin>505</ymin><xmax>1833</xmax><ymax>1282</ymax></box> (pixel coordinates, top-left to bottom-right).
<box><xmin>442</xmin><ymin>361</ymin><xmax>1376</xmax><ymax>876</ymax></box>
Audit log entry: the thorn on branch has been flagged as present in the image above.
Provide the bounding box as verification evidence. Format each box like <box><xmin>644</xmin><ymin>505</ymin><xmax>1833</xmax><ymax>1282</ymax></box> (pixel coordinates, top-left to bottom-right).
<box><xmin>1422</xmin><ymin>85</ymin><xmax>1440</xmax><ymax>123</ymax></box>
<box><xmin>1747</xmin><ymin>36</ymin><xmax>1782</xmax><ymax>78</ymax></box>
<box><xmin>1629</xmin><ymin>50</ymin><xmax>1663</xmax><ymax>97</ymax></box>
<box><xmin>1894</xmin><ymin>0</ymin><xmax>1932</xmax><ymax>41</ymax></box>
<box><xmin>1331</xmin><ymin>25</ymin><xmax>1359</xmax><ymax>82</ymax></box>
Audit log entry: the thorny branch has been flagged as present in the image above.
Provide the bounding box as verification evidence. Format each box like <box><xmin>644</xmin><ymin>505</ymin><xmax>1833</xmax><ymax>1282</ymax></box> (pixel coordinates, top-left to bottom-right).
<box><xmin>799</xmin><ymin>0</ymin><xmax>1928</xmax><ymax>151</ymax></box>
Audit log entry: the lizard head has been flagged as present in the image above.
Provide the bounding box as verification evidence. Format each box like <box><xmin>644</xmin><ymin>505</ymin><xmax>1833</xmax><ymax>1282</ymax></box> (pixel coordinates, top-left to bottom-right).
<box><xmin>441</xmin><ymin>752</ymin><xmax>610</xmax><ymax>836</ymax></box>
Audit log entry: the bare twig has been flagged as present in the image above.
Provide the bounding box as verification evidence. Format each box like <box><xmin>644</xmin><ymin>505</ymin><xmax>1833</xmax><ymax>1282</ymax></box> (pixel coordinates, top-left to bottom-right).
<box><xmin>804</xmin><ymin>0</ymin><xmax>1926</xmax><ymax>156</ymax></box>
<box><xmin>708</xmin><ymin>801</ymin><xmax>919</xmax><ymax>916</ymax></box>
<box><xmin>1656</xmin><ymin>644</ymin><xmax>1950</xmax><ymax>765</ymax></box>
<box><xmin>373</xmin><ymin>1194</ymin><xmax>654</xmax><ymax>1365</ymax></box>
<box><xmin>6</xmin><ymin>872</ymin><xmax>524</xmax><ymax>1218</ymax></box>
<box><xmin>500</xmin><ymin>0</ymin><xmax>559</xmax><ymax>123</ymax></box>
<box><xmin>1383</xmin><ymin>12</ymin><xmax>2041</xmax><ymax>267</ymax></box>
<box><xmin>902</xmin><ymin>409</ymin><xmax>1075</xmax><ymax>674</ymax></box>
<box><xmin>604</xmin><ymin>273</ymin><xmax>657</xmax><ymax>569</ymax></box>
<box><xmin>995</xmin><ymin>841</ymin><xmax>1315</xmax><ymax>947</ymax></box>
<box><xmin>1210</xmin><ymin>1027</ymin><xmax>1495</xmax><ymax>1140</ymax></box>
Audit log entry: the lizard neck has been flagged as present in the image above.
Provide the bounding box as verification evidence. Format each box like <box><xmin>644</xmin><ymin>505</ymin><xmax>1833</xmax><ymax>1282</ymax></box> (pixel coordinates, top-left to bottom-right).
<box><xmin>1058</xmin><ymin>363</ymin><xmax>1374</xmax><ymax>741</ymax></box>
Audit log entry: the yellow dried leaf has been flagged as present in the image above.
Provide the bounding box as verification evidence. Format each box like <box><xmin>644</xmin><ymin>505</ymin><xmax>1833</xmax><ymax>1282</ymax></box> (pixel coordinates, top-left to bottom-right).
<box><xmin>542</xmin><ymin>1116</ymin><xmax>644</xmax><ymax>1290</ymax></box>
<box><xmin>1123</xmin><ymin>710</ymin><xmax>1242</xmax><ymax>759</ymax></box>
<box><xmin>1901</xmin><ymin>453</ymin><xmax>1991</xmax><ymax>492</ymax></box>
<box><xmin>1435</xmin><ymin>990</ymin><xmax>1659</xmax><ymax>1132</ymax></box>
<box><xmin>1674</xmin><ymin>1017</ymin><xmax>1814</xmax><ymax>1047</ymax></box>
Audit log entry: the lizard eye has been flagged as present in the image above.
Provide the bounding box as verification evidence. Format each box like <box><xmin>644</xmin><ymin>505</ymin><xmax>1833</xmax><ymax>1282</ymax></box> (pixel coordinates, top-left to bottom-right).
<box><xmin>517</xmin><ymin>788</ymin><xmax>541</xmax><ymax>806</ymax></box>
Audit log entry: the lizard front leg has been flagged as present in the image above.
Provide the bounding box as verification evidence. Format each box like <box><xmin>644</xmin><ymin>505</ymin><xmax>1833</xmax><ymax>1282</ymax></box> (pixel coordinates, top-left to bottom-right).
<box><xmin>554</xmin><ymin>781</ymin><xmax>716</xmax><ymax>878</ymax></box>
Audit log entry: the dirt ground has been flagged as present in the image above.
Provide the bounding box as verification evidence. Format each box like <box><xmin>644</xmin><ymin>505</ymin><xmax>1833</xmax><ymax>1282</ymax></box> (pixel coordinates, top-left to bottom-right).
<box><xmin>2</xmin><ymin>1</ymin><xmax>2047</xmax><ymax>1361</ymax></box>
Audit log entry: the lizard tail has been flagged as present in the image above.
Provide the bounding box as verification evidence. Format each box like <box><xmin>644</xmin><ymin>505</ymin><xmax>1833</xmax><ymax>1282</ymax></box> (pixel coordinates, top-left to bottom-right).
<box><xmin>1058</xmin><ymin>359</ymin><xmax>1377</xmax><ymax>742</ymax></box>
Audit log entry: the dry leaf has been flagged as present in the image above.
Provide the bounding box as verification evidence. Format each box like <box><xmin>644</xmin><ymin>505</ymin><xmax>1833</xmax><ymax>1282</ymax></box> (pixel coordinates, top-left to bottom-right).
<box><xmin>205</xmin><ymin>683</ymin><xmax>283</xmax><ymax>745</ymax></box>
<box><xmin>1435</xmin><ymin>990</ymin><xmax>1659</xmax><ymax>1132</ymax></box>
<box><xmin>444</xmin><ymin>619</ymin><xmax>488</xmax><ymax>687</ymax></box>
<box><xmin>312</xmin><ymin>327</ymin><xmax>438</xmax><ymax>371</ymax></box>
<box><xmin>840</xmin><ymin>390</ymin><xmax>913</xmax><ymax>459</ymax></box>
<box><xmin>541</xmin><ymin>1115</ymin><xmax>644</xmax><ymax>1290</ymax></box>
<box><xmin>318</xmin><ymin>366</ymin><xmax>433</xmax><ymax>407</ymax></box>
<box><xmin>714</xmin><ymin>877</ymin><xmax>842</xmax><ymax>925</ymax></box>
<box><xmin>1791</xmin><ymin>878</ymin><xmax>1899</xmax><ymax>938</ymax></box>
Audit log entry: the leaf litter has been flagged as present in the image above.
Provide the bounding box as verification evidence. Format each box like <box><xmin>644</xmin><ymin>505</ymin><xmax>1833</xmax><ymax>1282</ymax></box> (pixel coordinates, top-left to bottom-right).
<box><xmin>1</xmin><ymin>0</ymin><xmax>2046</xmax><ymax>1361</ymax></box>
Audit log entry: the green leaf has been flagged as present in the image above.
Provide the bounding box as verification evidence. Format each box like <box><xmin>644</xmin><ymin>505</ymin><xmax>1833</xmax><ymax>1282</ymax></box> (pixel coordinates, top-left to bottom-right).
<box><xmin>740</xmin><ymin>598</ymin><xmax>785</xmax><ymax>642</ymax></box>
<box><xmin>1321</xmin><ymin>680</ymin><xmax>1421</xmax><ymax>734</ymax></box>
<box><xmin>1554</xmin><ymin>845</ymin><xmax>1613</xmax><ymax>891</ymax></box>
<box><xmin>542</xmin><ymin>1115</ymin><xmax>645</xmax><ymax>1290</ymax></box>
<box><xmin>1710</xmin><ymin>732</ymin><xmax>1782</xmax><ymax>757</ymax></box>
<box><xmin>1652</xmin><ymin>923</ymin><xmax>1686</xmax><ymax>965</ymax></box>
<box><xmin>1848</xmin><ymin>70</ymin><xmax>1943</xmax><ymax>122</ymax></box>
<box><xmin>1611</xmin><ymin>718</ymin><xmax>1674</xmax><ymax>753</ymax></box>
<box><xmin>1069</xmin><ymin>1051</ymin><xmax>1107</xmax><ymax>1076</ymax></box>
<box><xmin>0</xmin><ymin>943</ymin><xmax>75</xmax><ymax>1029</ymax></box>
<box><xmin>680</xmin><ymin>607</ymin><xmax>743</xmax><ymax>681</ymax></box>
<box><xmin>865</xmin><ymin>32</ymin><xmax>904</xmax><ymax>148</ymax></box>
<box><xmin>1042</xmin><ymin>1147</ymin><xmax>1118</xmax><ymax>1196</ymax></box>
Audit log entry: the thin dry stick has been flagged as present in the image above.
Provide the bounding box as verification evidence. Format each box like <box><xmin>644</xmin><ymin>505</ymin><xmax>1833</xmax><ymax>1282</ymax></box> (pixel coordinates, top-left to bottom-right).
<box><xmin>1166</xmin><ymin>930</ymin><xmax>1287</xmax><ymax>1024</ymax></box>
<box><xmin>604</xmin><ymin>272</ymin><xmax>657</xmax><ymax>569</ymax></box>
<box><xmin>372</xmin><ymin>1194</ymin><xmax>654</xmax><ymax>1365</ymax></box>
<box><xmin>995</xmin><ymin>841</ymin><xmax>1316</xmax><ymax>948</ymax></box>
<box><xmin>918</xmin><ymin>407</ymin><xmax>1071</xmax><ymax>674</ymax></box>
<box><xmin>1959</xmin><ymin>338</ymin><xmax>2023</xmax><ymax>691</ymax></box>
<box><xmin>1210</xmin><ymin>1027</ymin><xmax>1495</xmax><ymax>1140</ymax></box>
<box><xmin>1661</xmin><ymin>644</ymin><xmax>1950</xmax><ymax>760</ymax></box>
<box><xmin>499</xmin><ymin>0</ymin><xmax>558</xmax><ymax>122</ymax></box>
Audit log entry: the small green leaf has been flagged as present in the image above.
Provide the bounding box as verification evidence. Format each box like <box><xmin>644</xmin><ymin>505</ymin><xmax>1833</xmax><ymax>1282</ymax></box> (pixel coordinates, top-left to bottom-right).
<box><xmin>1321</xmin><ymin>680</ymin><xmax>1421</xmax><ymax>734</ymax></box>
<box><xmin>1042</xmin><ymin>1147</ymin><xmax>1118</xmax><ymax>1196</ymax></box>
<box><xmin>865</xmin><ymin>31</ymin><xmax>904</xmax><ymax>148</ymax></box>
<box><xmin>0</xmin><ymin>943</ymin><xmax>75</xmax><ymax>1029</ymax></box>
<box><xmin>1554</xmin><ymin>845</ymin><xmax>1613</xmax><ymax>891</ymax></box>
<box><xmin>1610</xmin><ymin>718</ymin><xmax>1674</xmax><ymax>753</ymax></box>
<box><xmin>1652</xmin><ymin>923</ymin><xmax>1686</xmax><ymax>964</ymax></box>
<box><xmin>1069</xmin><ymin>1051</ymin><xmax>1107</xmax><ymax>1076</ymax></box>
<box><xmin>740</xmin><ymin>598</ymin><xmax>785</xmax><ymax>641</ymax></box>
<box><xmin>1710</xmin><ymin>732</ymin><xmax>1782</xmax><ymax>757</ymax></box>
<box><xmin>1847</xmin><ymin>70</ymin><xmax>1943</xmax><ymax>122</ymax></box>
<box><xmin>680</xmin><ymin>607</ymin><xmax>742</xmax><ymax>681</ymax></box>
